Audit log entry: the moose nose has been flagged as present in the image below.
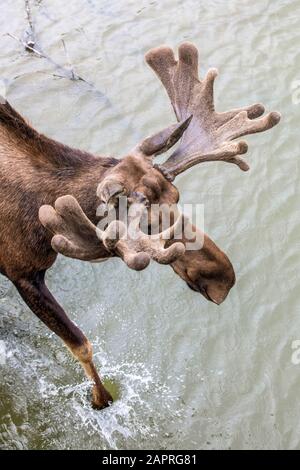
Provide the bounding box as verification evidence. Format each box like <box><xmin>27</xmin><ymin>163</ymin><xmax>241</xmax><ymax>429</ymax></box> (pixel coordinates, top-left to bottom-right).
<box><xmin>204</xmin><ymin>285</ymin><xmax>230</xmax><ymax>305</ymax></box>
<box><xmin>187</xmin><ymin>280</ymin><xmax>229</xmax><ymax>305</ymax></box>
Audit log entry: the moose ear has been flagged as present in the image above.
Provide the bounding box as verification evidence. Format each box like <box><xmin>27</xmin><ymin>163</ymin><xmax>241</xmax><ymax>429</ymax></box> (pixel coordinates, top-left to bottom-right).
<box><xmin>133</xmin><ymin>115</ymin><xmax>192</xmax><ymax>158</ymax></box>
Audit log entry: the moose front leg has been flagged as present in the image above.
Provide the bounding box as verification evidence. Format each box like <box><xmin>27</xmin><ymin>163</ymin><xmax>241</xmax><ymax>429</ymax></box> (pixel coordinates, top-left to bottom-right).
<box><xmin>14</xmin><ymin>271</ymin><xmax>112</xmax><ymax>410</ymax></box>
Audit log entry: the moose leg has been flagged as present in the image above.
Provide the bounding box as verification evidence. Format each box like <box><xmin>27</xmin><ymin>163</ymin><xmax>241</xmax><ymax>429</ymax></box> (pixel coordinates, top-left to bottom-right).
<box><xmin>14</xmin><ymin>271</ymin><xmax>112</xmax><ymax>409</ymax></box>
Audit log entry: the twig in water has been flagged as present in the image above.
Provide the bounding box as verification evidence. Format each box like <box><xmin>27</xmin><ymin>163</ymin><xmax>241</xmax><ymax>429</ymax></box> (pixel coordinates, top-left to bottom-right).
<box><xmin>62</xmin><ymin>39</ymin><xmax>77</xmax><ymax>81</ymax></box>
<box><xmin>8</xmin><ymin>1</ymin><xmax>93</xmax><ymax>86</ymax></box>
<box><xmin>5</xmin><ymin>31</ymin><xmax>111</xmax><ymax>104</ymax></box>
<box><xmin>5</xmin><ymin>32</ymin><xmax>44</xmax><ymax>57</ymax></box>
<box><xmin>24</xmin><ymin>0</ymin><xmax>35</xmax><ymax>50</ymax></box>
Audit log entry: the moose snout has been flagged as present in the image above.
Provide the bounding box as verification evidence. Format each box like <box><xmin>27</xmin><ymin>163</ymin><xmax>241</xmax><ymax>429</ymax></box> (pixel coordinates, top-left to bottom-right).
<box><xmin>188</xmin><ymin>282</ymin><xmax>231</xmax><ymax>305</ymax></box>
<box><xmin>203</xmin><ymin>284</ymin><xmax>230</xmax><ymax>305</ymax></box>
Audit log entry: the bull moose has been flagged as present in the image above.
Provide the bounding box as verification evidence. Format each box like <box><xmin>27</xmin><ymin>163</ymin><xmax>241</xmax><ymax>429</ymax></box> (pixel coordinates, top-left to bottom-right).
<box><xmin>0</xmin><ymin>43</ymin><xmax>280</xmax><ymax>409</ymax></box>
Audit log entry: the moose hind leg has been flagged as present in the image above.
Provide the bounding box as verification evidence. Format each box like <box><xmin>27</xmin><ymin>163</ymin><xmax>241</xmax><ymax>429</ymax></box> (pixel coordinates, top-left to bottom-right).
<box><xmin>14</xmin><ymin>271</ymin><xmax>112</xmax><ymax>409</ymax></box>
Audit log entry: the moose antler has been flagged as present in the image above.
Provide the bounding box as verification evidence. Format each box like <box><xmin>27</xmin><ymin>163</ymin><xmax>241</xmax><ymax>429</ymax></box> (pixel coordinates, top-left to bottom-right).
<box><xmin>39</xmin><ymin>196</ymin><xmax>108</xmax><ymax>261</ymax></box>
<box><xmin>101</xmin><ymin>194</ymin><xmax>186</xmax><ymax>270</ymax></box>
<box><xmin>39</xmin><ymin>195</ymin><xmax>185</xmax><ymax>271</ymax></box>
<box><xmin>145</xmin><ymin>42</ymin><xmax>281</xmax><ymax>178</ymax></box>
<box><xmin>132</xmin><ymin>115</ymin><xmax>192</xmax><ymax>158</ymax></box>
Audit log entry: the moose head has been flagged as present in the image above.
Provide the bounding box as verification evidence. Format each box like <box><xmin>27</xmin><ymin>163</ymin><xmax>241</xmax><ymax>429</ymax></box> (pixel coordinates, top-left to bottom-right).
<box><xmin>39</xmin><ymin>42</ymin><xmax>280</xmax><ymax>305</ymax></box>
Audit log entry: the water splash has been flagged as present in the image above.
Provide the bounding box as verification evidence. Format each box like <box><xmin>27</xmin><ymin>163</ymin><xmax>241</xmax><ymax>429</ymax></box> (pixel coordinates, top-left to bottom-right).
<box><xmin>38</xmin><ymin>344</ymin><xmax>183</xmax><ymax>449</ymax></box>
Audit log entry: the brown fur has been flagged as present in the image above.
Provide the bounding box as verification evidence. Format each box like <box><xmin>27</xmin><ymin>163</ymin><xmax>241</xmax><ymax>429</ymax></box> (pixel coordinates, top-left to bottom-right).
<box><xmin>0</xmin><ymin>101</ymin><xmax>117</xmax><ymax>279</ymax></box>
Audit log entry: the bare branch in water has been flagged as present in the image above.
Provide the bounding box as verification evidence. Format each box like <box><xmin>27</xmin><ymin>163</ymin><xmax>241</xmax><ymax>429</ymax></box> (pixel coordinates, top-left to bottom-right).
<box><xmin>24</xmin><ymin>0</ymin><xmax>35</xmax><ymax>50</ymax></box>
<box><xmin>3</xmin><ymin>0</ymin><xmax>109</xmax><ymax>103</ymax></box>
<box><xmin>61</xmin><ymin>39</ymin><xmax>76</xmax><ymax>81</ymax></box>
<box><xmin>5</xmin><ymin>0</ymin><xmax>140</xmax><ymax>138</ymax></box>
<box><xmin>5</xmin><ymin>32</ymin><xmax>44</xmax><ymax>57</ymax></box>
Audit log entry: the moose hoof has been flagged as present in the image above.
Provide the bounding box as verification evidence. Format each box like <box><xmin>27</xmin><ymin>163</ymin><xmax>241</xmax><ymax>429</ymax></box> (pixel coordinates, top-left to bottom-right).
<box><xmin>91</xmin><ymin>385</ymin><xmax>113</xmax><ymax>410</ymax></box>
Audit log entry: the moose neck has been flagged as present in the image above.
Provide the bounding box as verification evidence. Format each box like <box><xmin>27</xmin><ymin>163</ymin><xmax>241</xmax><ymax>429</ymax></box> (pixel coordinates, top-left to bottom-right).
<box><xmin>50</xmin><ymin>156</ymin><xmax>119</xmax><ymax>225</ymax></box>
<box><xmin>0</xmin><ymin>99</ymin><xmax>119</xmax><ymax>226</ymax></box>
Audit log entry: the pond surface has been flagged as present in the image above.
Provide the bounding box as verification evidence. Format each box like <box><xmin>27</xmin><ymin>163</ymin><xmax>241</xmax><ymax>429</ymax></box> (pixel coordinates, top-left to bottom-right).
<box><xmin>0</xmin><ymin>0</ymin><xmax>299</xmax><ymax>450</ymax></box>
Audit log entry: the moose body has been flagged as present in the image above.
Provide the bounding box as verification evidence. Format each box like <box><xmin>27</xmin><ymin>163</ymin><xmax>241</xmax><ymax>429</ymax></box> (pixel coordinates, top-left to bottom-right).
<box><xmin>0</xmin><ymin>42</ymin><xmax>280</xmax><ymax>409</ymax></box>
<box><xmin>0</xmin><ymin>124</ymin><xmax>114</xmax><ymax>279</ymax></box>
<box><xmin>0</xmin><ymin>104</ymin><xmax>121</xmax><ymax>406</ymax></box>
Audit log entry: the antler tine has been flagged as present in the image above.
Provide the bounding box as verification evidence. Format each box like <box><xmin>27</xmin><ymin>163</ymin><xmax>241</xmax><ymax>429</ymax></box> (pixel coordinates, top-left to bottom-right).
<box><xmin>131</xmin><ymin>116</ymin><xmax>193</xmax><ymax>159</ymax></box>
<box><xmin>146</xmin><ymin>42</ymin><xmax>281</xmax><ymax>177</ymax></box>
<box><xmin>96</xmin><ymin>218</ymin><xmax>152</xmax><ymax>271</ymax></box>
<box><xmin>39</xmin><ymin>195</ymin><xmax>136</xmax><ymax>262</ymax></box>
<box><xmin>147</xmin><ymin>210</ymin><xmax>186</xmax><ymax>264</ymax></box>
<box><xmin>39</xmin><ymin>196</ymin><xmax>108</xmax><ymax>260</ymax></box>
<box><xmin>39</xmin><ymin>195</ymin><xmax>185</xmax><ymax>271</ymax></box>
<box><xmin>106</xmin><ymin>199</ymin><xmax>185</xmax><ymax>270</ymax></box>
<box><xmin>164</xmin><ymin>140</ymin><xmax>250</xmax><ymax>174</ymax></box>
<box><xmin>145</xmin><ymin>43</ymin><xmax>199</xmax><ymax>121</ymax></box>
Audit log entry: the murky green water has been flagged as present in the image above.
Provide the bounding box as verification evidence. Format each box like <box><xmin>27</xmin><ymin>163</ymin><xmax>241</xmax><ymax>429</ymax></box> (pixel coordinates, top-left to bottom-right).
<box><xmin>0</xmin><ymin>0</ymin><xmax>299</xmax><ymax>450</ymax></box>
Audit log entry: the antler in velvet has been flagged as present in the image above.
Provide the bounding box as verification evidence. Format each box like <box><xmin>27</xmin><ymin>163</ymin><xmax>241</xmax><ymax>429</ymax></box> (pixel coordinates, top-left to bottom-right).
<box><xmin>39</xmin><ymin>195</ymin><xmax>185</xmax><ymax>271</ymax></box>
<box><xmin>145</xmin><ymin>42</ymin><xmax>281</xmax><ymax>179</ymax></box>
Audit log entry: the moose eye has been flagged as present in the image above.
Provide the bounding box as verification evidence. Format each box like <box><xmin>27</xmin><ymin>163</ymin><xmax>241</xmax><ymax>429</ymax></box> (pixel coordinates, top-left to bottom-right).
<box><xmin>140</xmin><ymin>176</ymin><xmax>162</xmax><ymax>201</ymax></box>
